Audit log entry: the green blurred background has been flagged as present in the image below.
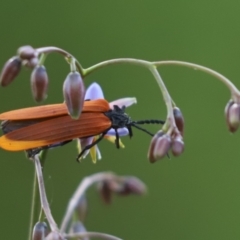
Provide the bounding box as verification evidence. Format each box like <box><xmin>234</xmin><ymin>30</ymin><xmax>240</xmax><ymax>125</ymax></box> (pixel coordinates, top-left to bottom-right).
<box><xmin>0</xmin><ymin>1</ymin><xmax>240</xmax><ymax>239</ymax></box>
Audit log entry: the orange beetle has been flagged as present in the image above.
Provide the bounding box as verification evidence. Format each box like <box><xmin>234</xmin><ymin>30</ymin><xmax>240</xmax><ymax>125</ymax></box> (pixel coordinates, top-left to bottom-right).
<box><xmin>0</xmin><ymin>99</ymin><xmax>164</xmax><ymax>161</ymax></box>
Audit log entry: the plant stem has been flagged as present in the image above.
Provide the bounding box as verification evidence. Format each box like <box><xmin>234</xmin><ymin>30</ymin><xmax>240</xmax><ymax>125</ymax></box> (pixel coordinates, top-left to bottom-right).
<box><xmin>153</xmin><ymin>60</ymin><xmax>240</xmax><ymax>102</ymax></box>
<box><xmin>60</xmin><ymin>172</ymin><xmax>120</xmax><ymax>233</ymax></box>
<box><xmin>83</xmin><ymin>58</ymin><xmax>151</xmax><ymax>76</ymax></box>
<box><xmin>34</xmin><ymin>155</ymin><xmax>59</xmax><ymax>232</ymax></box>
<box><xmin>148</xmin><ymin>67</ymin><xmax>175</xmax><ymax>131</ymax></box>
<box><xmin>36</xmin><ymin>47</ymin><xmax>84</xmax><ymax>76</ymax></box>
<box><xmin>28</xmin><ymin>169</ymin><xmax>40</xmax><ymax>240</ymax></box>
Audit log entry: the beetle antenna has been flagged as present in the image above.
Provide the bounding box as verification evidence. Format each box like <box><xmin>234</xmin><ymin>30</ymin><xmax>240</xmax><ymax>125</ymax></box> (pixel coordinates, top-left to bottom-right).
<box><xmin>131</xmin><ymin>123</ymin><xmax>154</xmax><ymax>136</ymax></box>
<box><xmin>133</xmin><ymin>119</ymin><xmax>165</xmax><ymax>125</ymax></box>
<box><xmin>76</xmin><ymin>130</ymin><xmax>109</xmax><ymax>162</ymax></box>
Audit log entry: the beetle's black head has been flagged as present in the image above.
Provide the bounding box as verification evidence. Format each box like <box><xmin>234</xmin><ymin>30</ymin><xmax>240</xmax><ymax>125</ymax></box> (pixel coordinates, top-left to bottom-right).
<box><xmin>104</xmin><ymin>105</ymin><xmax>132</xmax><ymax>128</ymax></box>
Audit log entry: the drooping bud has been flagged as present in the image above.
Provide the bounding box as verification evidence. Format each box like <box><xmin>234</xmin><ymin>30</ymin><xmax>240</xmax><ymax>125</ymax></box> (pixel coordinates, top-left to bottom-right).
<box><xmin>171</xmin><ymin>135</ymin><xmax>184</xmax><ymax>156</ymax></box>
<box><xmin>173</xmin><ymin>107</ymin><xmax>184</xmax><ymax>135</ymax></box>
<box><xmin>228</xmin><ymin>103</ymin><xmax>240</xmax><ymax>132</ymax></box>
<box><xmin>117</xmin><ymin>177</ymin><xmax>147</xmax><ymax>196</ymax></box>
<box><xmin>97</xmin><ymin>180</ymin><xmax>113</xmax><ymax>204</ymax></box>
<box><xmin>148</xmin><ymin>131</ymin><xmax>171</xmax><ymax>163</ymax></box>
<box><xmin>17</xmin><ymin>45</ymin><xmax>36</xmax><ymax>60</ymax></box>
<box><xmin>147</xmin><ymin>130</ymin><xmax>164</xmax><ymax>163</ymax></box>
<box><xmin>32</xmin><ymin>222</ymin><xmax>48</xmax><ymax>240</ymax></box>
<box><xmin>31</xmin><ymin>66</ymin><xmax>48</xmax><ymax>102</ymax></box>
<box><xmin>75</xmin><ymin>195</ymin><xmax>88</xmax><ymax>222</ymax></box>
<box><xmin>0</xmin><ymin>56</ymin><xmax>21</xmax><ymax>86</ymax></box>
<box><xmin>63</xmin><ymin>71</ymin><xmax>85</xmax><ymax>119</ymax></box>
<box><xmin>224</xmin><ymin>100</ymin><xmax>240</xmax><ymax>133</ymax></box>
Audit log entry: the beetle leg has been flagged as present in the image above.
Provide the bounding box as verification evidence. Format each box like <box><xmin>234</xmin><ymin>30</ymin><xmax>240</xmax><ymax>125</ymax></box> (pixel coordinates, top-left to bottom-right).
<box><xmin>27</xmin><ymin>140</ymin><xmax>73</xmax><ymax>158</ymax></box>
<box><xmin>76</xmin><ymin>131</ymin><xmax>108</xmax><ymax>162</ymax></box>
<box><xmin>115</xmin><ymin>129</ymin><xmax>120</xmax><ymax>148</ymax></box>
<box><xmin>127</xmin><ymin>126</ymin><xmax>133</xmax><ymax>138</ymax></box>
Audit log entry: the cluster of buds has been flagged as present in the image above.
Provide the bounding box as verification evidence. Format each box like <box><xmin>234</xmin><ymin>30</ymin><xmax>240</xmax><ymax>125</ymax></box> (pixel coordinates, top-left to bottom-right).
<box><xmin>97</xmin><ymin>176</ymin><xmax>147</xmax><ymax>204</ymax></box>
<box><xmin>225</xmin><ymin>99</ymin><xmax>240</xmax><ymax>133</ymax></box>
<box><xmin>0</xmin><ymin>45</ymin><xmax>85</xmax><ymax>119</ymax></box>
<box><xmin>148</xmin><ymin>106</ymin><xmax>185</xmax><ymax>163</ymax></box>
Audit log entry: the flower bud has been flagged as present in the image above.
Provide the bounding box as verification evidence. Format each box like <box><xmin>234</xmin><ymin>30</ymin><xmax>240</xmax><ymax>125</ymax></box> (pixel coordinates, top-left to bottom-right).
<box><xmin>148</xmin><ymin>131</ymin><xmax>171</xmax><ymax>163</ymax></box>
<box><xmin>171</xmin><ymin>135</ymin><xmax>184</xmax><ymax>156</ymax></box>
<box><xmin>63</xmin><ymin>71</ymin><xmax>85</xmax><ymax>119</ymax></box>
<box><xmin>31</xmin><ymin>66</ymin><xmax>48</xmax><ymax>102</ymax></box>
<box><xmin>148</xmin><ymin>130</ymin><xmax>164</xmax><ymax>163</ymax></box>
<box><xmin>97</xmin><ymin>181</ymin><xmax>113</xmax><ymax>204</ymax></box>
<box><xmin>17</xmin><ymin>45</ymin><xmax>36</xmax><ymax>60</ymax></box>
<box><xmin>32</xmin><ymin>222</ymin><xmax>48</xmax><ymax>240</ymax></box>
<box><xmin>224</xmin><ymin>100</ymin><xmax>240</xmax><ymax>133</ymax></box>
<box><xmin>117</xmin><ymin>177</ymin><xmax>147</xmax><ymax>196</ymax></box>
<box><xmin>173</xmin><ymin>107</ymin><xmax>184</xmax><ymax>135</ymax></box>
<box><xmin>0</xmin><ymin>56</ymin><xmax>21</xmax><ymax>86</ymax></box>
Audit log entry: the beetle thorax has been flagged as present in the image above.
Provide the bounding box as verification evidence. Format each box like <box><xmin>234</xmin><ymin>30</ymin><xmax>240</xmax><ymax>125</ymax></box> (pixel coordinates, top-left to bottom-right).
<box><xmin>104</xmin><ymin>105</ymin><xmax>131</xmax><ymax>128</ymax></box>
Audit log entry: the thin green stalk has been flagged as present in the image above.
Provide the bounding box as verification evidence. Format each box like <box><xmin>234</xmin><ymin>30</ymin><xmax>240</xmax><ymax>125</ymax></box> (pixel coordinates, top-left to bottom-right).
<box><xmin>36</xmin><ymin>47</ymin><xmax>84</xmax><ymax>76</ymax></box>
<box><xmin>28</xmin><ymin>150</ymin><xmax>48</xmax><ymax>240</ymax></box>
<box><xmin>153</xmin><ymin>60</ymin><xmax>240</xmax><ymax>101</ymax></box>
<box><xmin>28</xmin><ymin>169</ymin><xmax>40</xmax><ymax>240</ymax></box>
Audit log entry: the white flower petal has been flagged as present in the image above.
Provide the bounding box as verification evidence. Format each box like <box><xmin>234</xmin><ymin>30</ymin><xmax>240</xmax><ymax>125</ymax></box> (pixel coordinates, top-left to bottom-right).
<box><xmin>107</xmin><ymin>128</ymin><xmax>129</xmax><ymax>136</ymax></box>
<box><xmin>85</xmin><ymin>82</ymin><xmax>104</xmax><ymax>100</ymax></box>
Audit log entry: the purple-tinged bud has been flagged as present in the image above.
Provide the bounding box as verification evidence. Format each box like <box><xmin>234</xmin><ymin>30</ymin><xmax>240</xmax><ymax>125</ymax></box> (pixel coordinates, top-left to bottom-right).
<box><xmin>171</xmin><ymin>135</ymin><xmax>184</xmax><ymax>156</ymax></box>
<box><xmin>173</xmin><ymin>107</ymin><xmax>184</xmax><ymax>136</ymax></box>
<box><xmin>0</xmin><ymin>56</ymin><xmax>21</xmax><ymax>86</ymax></box>
<box><xmin>153</xmin><ymin>134</ymin><xmax>171</xmax><ymax>160</ymax></box>
<box><xmin>148</xmin><ymin>130</ymin><xmax>164</xmax><ymax>163</ymax></box>
<box><xmin>75</xmin><ymin>195</ymin><xmax>88</xmax><ymax>222</ymax></box>
<box><xmin>17</xmin><ymin>45</ymin><xmax>36</xmax><ymax>60</ymax></box>
<box><xmin>97</xmin><ymin>181</ymin><xmax>113</xmax><ymax>204</ymax></box>
<box><xmin>224</xmin><ymin>100</ymin><xmax>240</xmax><ymax>133</ymax></box>
<box><xmin>23</xmin><ymin>57</ymin><xmax>39</xmax><ymax>69</ymax></box>
<box><xmin>31</xmin><ymin>66</ymin><xmax>48</xmax><ymax>102</ymax></box>
<box><xmin>63</xmin><ymin>71</ymin><xmax>85</xmax><ymax>119</ymax></box>
<box><xmin>117</xmin><ymin>177</ymin><xmax>147</xmax><ymax>196</ymax></box>
<box><xmin>148</xmin><ymin>131</ymin><xmax>171</xmax><ymax>163</ymax></box>
<box><xmin>32</xmin><ymin>222</ymin><xmax>48</xmax><ymax>240</ymax></box>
